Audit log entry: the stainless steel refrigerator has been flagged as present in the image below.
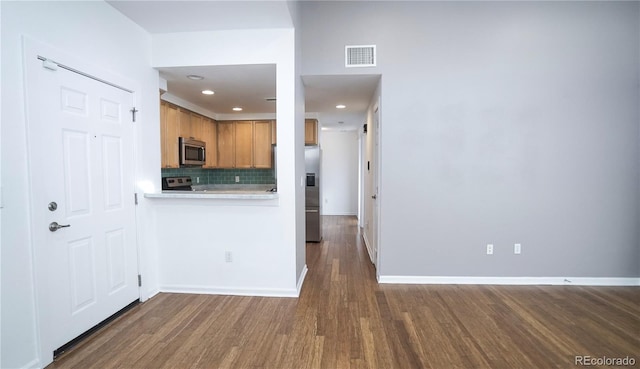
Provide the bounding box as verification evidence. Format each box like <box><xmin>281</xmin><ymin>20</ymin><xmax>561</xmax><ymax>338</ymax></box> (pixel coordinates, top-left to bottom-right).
<box><xmin>305</xmin><ymin>146</ymin><xmax>322</xmax><ymax>242</ymax></box>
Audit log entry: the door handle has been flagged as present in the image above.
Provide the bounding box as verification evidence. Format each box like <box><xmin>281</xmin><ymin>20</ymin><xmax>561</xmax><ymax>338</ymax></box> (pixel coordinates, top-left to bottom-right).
<box><xmin>49</xmin><ymin>222</ymin><xmax>71</xmax><ymax>232</ymax></box>
<box><xmin>306</xmin><ymin>209</ymin><xmax>319</xmax><ymax>213</ymax></box>
<box><xmin>371</xmin><ymin>195</ymin><xmax>377</xmax><ymax>199</ymax></box>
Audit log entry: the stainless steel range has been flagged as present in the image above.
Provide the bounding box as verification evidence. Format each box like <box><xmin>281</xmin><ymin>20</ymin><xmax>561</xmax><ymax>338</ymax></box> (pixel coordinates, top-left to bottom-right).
<box><xmin>162</xmin><ymin>176</ymin><xmax>193</xmax><ymax>191</ymax></box>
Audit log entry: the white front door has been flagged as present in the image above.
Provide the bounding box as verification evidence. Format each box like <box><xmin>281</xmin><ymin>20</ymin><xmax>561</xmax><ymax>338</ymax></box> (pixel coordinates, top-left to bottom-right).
<box><xmin>25</xmin><ymin>53</ymin><xmax>139</xmax><ymax>365</ymax></box>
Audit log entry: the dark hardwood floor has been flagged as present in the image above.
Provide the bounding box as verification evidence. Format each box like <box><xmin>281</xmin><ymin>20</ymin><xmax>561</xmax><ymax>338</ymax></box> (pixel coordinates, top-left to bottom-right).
<box><xmin>49</xmin><ymin>216</ymin><xmax>639</xmax><ymax>369</ymax></box>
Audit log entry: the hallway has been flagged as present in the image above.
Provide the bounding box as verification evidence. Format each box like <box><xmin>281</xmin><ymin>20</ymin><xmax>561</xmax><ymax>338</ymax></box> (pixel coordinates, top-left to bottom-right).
<box><xmin>49</xmin><ymin>216</ymin><xmax>639</xmax><ymax>368</ymax></box>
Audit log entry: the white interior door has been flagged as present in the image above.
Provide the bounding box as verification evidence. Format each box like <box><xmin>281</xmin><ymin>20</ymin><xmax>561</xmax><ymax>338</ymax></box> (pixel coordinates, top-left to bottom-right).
<box><xmin>25</xmin><ymin>53</ymin><xmax>139</xmax><ymax>365</ymax></box>
<box><xmin>371</xmin><ymin>106</ymin><xmax>380</xmax><ymax>267</ymax></box>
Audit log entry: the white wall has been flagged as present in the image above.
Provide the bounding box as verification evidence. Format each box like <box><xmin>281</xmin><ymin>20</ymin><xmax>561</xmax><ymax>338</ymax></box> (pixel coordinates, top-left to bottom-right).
<box><xmin>302</xmin><ymin>1</ymin><xmax>640</xmax><ymax>280</ymax></box>
<box><xmin>321</xmin><ymin>131</ymin><xmax>359</xmax><ymax>215</ymax></box>
<box><xmin>151</xmin><ymin>28</ymin><xmax>305</xmax><ymax>295</ymax></box>
<box><xmin>288</xmin><ymin>0</ymin><xmax>308</xmax><ymax>282</ymax></box>
<box><xmin>1</xmin><ymin>2</ymin><xmax>160</xmax><ymax>368</ymax></box>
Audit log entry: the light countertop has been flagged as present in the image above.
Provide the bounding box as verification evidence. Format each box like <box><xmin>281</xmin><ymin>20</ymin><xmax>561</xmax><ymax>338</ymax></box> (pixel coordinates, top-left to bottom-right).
<box><xmin>144</xmin><ymin>184</ymin><xmax>278</xmax><ymax>200</ymax></box>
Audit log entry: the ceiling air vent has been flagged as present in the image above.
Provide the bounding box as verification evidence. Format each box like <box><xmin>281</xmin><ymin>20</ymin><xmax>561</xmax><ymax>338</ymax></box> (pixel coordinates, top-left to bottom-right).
<box><xmin>345</xmin><ymin>45</ymin><xmax>376</xmax><ymax>68</ymax></box>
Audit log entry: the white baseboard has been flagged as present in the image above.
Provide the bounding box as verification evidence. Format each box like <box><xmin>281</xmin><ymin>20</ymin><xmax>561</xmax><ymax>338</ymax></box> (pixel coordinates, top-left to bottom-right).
<box><xmin>141</xmin><ymin>288</ymin><xmax>160</xmax><ymax>302</ymax></box>
<box><xmin>378</xmin><ymin>276</ymin><xmax>640</xmax><ymax>286</ymax></box>
<box><xmin>21</xmin><ymin>358</ymin><xmax>40</xmax><ymax>369</ymax></box>
<box><xmin>296</xmin><ymin>265</ymin><xmax>308</xmax><ymax>296</ymax></box>
<box><xmin>159</xmin><ymin>284</ymin><xmax>299</xmax><ymax>298</ymax></box>
<box><xmin>362</xmin><ymin>231</ymin><xmax>374</xmax><ymax>264</ymax></box>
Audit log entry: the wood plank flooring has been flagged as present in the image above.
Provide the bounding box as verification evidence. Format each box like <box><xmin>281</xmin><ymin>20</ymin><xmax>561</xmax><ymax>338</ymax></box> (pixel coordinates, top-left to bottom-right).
<box><xmin>49</xmin><ymin>216</ymin><xmax>639</xmax><ymax>369</ymax></box>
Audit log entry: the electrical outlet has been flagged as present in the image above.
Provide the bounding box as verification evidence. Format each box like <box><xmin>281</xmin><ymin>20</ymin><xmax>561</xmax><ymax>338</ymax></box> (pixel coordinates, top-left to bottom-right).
<box><xmin>235</xmin><ymin>176</ymin><xmax>240</xmax><ymax>183</ymax></box>
<box><xmin>486</xmin><ymin>244</ymin><xmax>494</xmax><ymax>255</ymax></box>
<box><xmin>196</xmin><ymin>177</ymin><xmax>200</xmax><ymax>184</ymax></box>
<box><xmin>514</xmin><ymin>243</ymin><xmax>521</xmax><ymax>254</ymax></box>
<box><xmin>225</xmin><ymin>251</ymin><xmax>233</xmax><ymax>263</ymax></box>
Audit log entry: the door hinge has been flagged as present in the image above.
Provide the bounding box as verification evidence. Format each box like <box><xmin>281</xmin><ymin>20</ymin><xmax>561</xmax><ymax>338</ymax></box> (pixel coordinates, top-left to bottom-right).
<box><xmin>134</xmin><ymin>193</ymin><xmax>138</xmax><ymax>205</ymax></box>
<box><xmin>138</xmin><ymin>274</ymin><xmax>142</xmax><ymax>287</ymax></box>
<box><xmin>130</xmin><ymin>107</ymin><xmax>138</xmax><ymax>122</ymax></box>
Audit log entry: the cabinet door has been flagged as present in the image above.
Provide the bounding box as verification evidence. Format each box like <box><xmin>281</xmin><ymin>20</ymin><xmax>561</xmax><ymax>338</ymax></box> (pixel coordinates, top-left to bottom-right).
<box><xmin>271</xmin><ymin>120</ymin><xmax>277</xmax><ymax>145</ymax></box>
<box><xmin>190</xmin><ymin>113</ymin><xmax>204</xmax><ymax>141</ymax></box>
<box><xmin>161</xmin><ymin>103</ymin><xmax>180</xmax><ymax>168</ymax></box>
<box><xmin>217</xmin><ymin>121</ymin><xmax>235</xmax><ymax>168</ymax></box>
<box><xmin>203</xmin><ymin>117</ymin><xmax>218</xmax><ymax>168</ymax></box>
<box><xmin>254</xmin><ymin>121</ymin><xmax>272</xmax><ymax>168</ymax></box>
<box><xmin>235</xmin><ymin>121</ymin><xmax>253</xmax><ymax>168</ymax></box>
<box><xmin>178</xmin><ymin>109</ymin><xmax>192</xmax><ymax>138</ymax></box>
<box><xmin>305</xmin><ymin>119</ymin><xmax>318</xmax><ymax>145</ymax></box>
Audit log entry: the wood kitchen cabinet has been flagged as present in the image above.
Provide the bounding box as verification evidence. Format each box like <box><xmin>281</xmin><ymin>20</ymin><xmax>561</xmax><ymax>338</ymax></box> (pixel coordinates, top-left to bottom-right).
<box><xmin>189</xmin><ymin>113</ymin><xmax>205</xmax><ymax>141</ymax></box>
<box><xmin>178</xmin><ymin>109</ymin><xmax>192</xmax><ymax>138</ymax></box>
<box><xmin>305</xmin><ymin>119</ymin><xmax>318</xmax><ymax>145</ymax></box>
<box><xmin>217</xmin><ymin>121</ymin><xmax>235</xmax><ymax>168</ymax></box>
<box><xmin>235</xmin><ymin>121</ymin><xmax>253</xmax><ymax>168</ymax></box>
<box><xmin>271</xmin><ymin>120</ymin><xmax>277</xmax><ymax>145</ymax></box>
<box><xmin>160</xmin><ymin>102</ymin><xmax>180</xmax><ymax>168</ymax></box>
<box><xmin>160</xmin><ymin>101</ymin><xmax>215</xmax><ymax>168</ymax></box>
<box><xmin>202</xmin><ymin>117</ymin><xmax>218</xmax><ymax>168</ymax></box>
<box><xmin>216</xmin><ymin>120</ymin><xmax>273</xmax><ymax>168</ymax></box>
<box><xmin>253</xmin><ymin>120</ymin><xmax>273</xmax><ymax>168</ymax></box>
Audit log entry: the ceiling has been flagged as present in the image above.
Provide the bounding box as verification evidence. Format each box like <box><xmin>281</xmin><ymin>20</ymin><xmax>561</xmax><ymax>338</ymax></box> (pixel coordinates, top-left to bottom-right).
<box><xmin>159</xmin><ymin>64</ymin><xmax>276</xmax><ymax>115</ymax></box>
<box><xmin>303</xmin><ymin>75</ymin><xmax>380</xmax><ymax>130</ymax></box>
<box><xmin>107</xmin><ymin>1</ymin><xmax>293</xmax><ymax>33</ymax></box>
<box><xmin>108</xmin><ymin>1</ymin><xmax>380</xmax><ymax>131</ymax></box>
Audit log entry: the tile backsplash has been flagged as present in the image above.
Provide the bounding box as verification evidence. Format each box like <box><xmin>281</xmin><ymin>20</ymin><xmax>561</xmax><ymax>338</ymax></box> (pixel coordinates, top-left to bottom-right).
<box><xmin>161</xmin><ymin>168</ymin><xmax>275</xmax><ymax>185</ymax></box>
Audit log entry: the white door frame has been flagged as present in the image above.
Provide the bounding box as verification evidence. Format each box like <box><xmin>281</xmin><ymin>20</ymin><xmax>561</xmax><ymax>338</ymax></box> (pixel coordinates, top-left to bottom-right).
<box><xmin>372</xmin><ymin>101</ymin><xmax>382</xmax><ymax>279</ymax></box>
<box><xmin>22</xmin><ymin>37</ymin><xmax>144</xmax><ymax>367</ymax></box>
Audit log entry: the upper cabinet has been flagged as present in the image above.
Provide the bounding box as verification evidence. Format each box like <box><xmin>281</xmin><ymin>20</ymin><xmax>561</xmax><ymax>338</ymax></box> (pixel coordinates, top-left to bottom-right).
<box><xmin>253</xmin><ymin>121</ymin><xmax>273</xmax><ymax>169</ymax></box>
<box><xmin>305</xmin><ymin>119</ymin><xmax>318</xmax><ymax>145</ymax></box>
<box><xmin>217</xmin><ymin>120</ymin><xmax>273</xmax><ymax>169</ymax></box>
<box><xmin>160</xmin><ymin>101</ymin><xmax>217</xmax><ymax>169</ymax></box>
<box><xmin>159</xmin><ymin>103</ymin><xmax>276</xmax><ymax>169</ymax></box>
<box><xmin>234</xmin><ymin>121</ymin><xmax>254</xmax><ymax>168</ymax></box>
<box><xmin>217</xmin><ymin>121</ymin><xmax>235</xmax><ymax>168</ymax></box>
<box><xmin>270</xmin><ymin>119</ymin><xmax>318</xmax><ymax>146</ymax></box>
<box><xmin>160</xmin><ymin>102</ymin><xmax>180</xmax><ymax>168</ymax></box>
<box><xmin>202</xmin><ymin>116</ymin><xmax>218</xmax><ymax>168</ymax></box>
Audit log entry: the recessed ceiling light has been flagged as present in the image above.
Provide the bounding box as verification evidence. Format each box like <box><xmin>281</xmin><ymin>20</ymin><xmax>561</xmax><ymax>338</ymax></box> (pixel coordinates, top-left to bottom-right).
<box><xmin>202</xmin><ymin>90</ymin><xmax>215</xmax><ymax>95</ymax></box>
<box><xmin>187</xmin><ymin>75</ymin><xmax>204</xmax><ymax>80</ymax></box>
<box><xmin>232</xmin><ymin>107</ymin><xmax>243</xmax><ymax>111</ymax></box>
<box><xmin>336</xmin><ymin>104</ymin><xmax>346</xmax><ymax>109</ymax></box>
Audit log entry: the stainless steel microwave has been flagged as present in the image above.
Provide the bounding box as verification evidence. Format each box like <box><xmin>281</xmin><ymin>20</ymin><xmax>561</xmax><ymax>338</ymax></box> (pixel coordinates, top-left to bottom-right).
<box><xmin>179</xmin><ymin>137</ymin><xmax>206</xmax><ymax>166</ymax></box>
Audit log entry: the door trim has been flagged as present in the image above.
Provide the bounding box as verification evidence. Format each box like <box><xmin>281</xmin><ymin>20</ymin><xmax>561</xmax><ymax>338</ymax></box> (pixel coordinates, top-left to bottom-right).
<box><xmin>373</xmin><ymin>101</ymin><xmax>382</xmax><ymax>280</ymax></box>
<box><xmin>22</xmin><ymin>37</ymin><xmax>142</xmax><ymax>368</ymax></box>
